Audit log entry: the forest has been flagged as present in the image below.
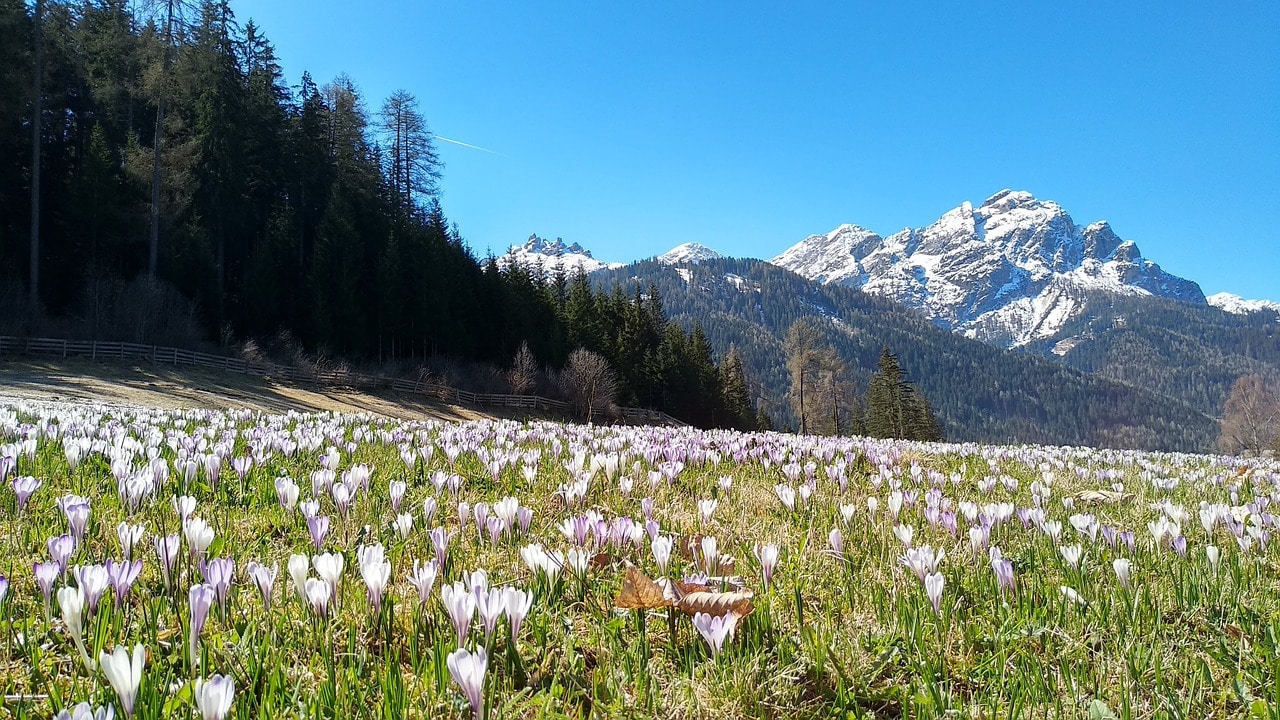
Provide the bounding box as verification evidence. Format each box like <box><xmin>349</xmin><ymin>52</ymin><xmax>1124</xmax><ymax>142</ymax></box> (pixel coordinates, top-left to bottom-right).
<box><xmin>0</xmin><ymin>0</ymin><xmax>764</xmax><ymax>429</ymax></box>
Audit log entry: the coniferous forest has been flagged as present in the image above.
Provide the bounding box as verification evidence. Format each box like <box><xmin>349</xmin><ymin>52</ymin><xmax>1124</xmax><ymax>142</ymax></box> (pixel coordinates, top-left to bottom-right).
<box><xmin>0</xmin><ymin>0</ymin><xmax>759</xmax><ymax>429</ymax></box>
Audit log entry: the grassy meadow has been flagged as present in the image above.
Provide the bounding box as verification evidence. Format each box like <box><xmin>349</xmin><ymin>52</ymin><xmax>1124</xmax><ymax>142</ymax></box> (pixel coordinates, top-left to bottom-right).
<box><xmin>1</xmin><ymin>397</ymin><xmax>1278</xmax><ymax>719</ymax></box>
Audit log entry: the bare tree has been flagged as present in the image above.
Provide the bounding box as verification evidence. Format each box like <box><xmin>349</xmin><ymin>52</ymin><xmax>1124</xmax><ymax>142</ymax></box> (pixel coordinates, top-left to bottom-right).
<box><xmin>1219</xmin><ymin>374</ymin><xmax>1280</xmax><ymax>456</ymax></box>
<box><xmin>379</xmin><ymin>90</ymin><xmax>441</xmax><ymax>217</ymax></box>
<box><xmin>558</xmin><ymin>348</ymin><xmax>618</xmax><ymax>423</ymax></box>
<box><xmin>785</xmin><ymin>320</ymin><xmax>823</xmax><ymax>434</ymax></box>
<box><xmin>506</xmin><ymin>341</ymin><xmax>538</xmax><ymax>395</ymax></box>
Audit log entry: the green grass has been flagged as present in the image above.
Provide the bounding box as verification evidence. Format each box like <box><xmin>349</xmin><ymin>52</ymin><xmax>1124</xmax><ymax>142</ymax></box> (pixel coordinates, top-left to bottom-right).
<box><xmin>0</xmin><ymin>399</ymin><xmax>1278</xmax><ymax>719</ymax></box>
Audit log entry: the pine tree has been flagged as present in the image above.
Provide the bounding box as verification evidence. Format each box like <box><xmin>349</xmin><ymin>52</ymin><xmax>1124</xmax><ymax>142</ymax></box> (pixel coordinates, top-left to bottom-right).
<box><xmin>866</xmin><ymin>346</ymin><xmax>943</xmax><ymax>441</ymax></box>
<box><xmin>721</xmin><ymin>345</ymin><xmax>756</xmax><ymax>431</ymax></box>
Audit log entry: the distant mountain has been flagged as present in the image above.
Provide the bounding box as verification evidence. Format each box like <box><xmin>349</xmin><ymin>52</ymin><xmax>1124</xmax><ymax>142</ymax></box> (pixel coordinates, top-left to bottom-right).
<box><xmin>595</xmin><ymin>258</ymin><xmax>1217</xmax><ymax>452</ymax></box>
<box><xmin>657</xmin><ymin>243</ymin><xmax>723</xmax><ymax>265</ymax></box>
<box><xmin>1207</xmin><ymin>292</ymin><xmax>1280</xmax><ymax>316</ymax></box>
<box><xmin>498</xmin><ymin>234</ymin><xmax>623</xmax><ymax>275</ymax></box>
<box><xmin>771</xmin><ymin>190</ymin><xmax>1205</xmax><ymax>347</ymax></box>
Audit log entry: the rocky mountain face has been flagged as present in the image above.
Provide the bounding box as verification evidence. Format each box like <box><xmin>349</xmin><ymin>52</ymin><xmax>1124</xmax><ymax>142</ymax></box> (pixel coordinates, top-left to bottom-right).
<box><xmin>771</xmin><ymin>190</ymin><xmax>1207</xmax><ymax>347</ymax></box>
<box><xmin>497</xmin><ymin>234</ymin><xmax>623</xmax><ymax>275</ymax></box>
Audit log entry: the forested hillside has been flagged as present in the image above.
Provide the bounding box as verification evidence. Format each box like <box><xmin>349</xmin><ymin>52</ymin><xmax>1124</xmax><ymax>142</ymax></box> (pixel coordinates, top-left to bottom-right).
<box><xmin>595</xmin><ymin>258</ymin><xmax>1219</xmax><ymax>451</ymax></box>
<box><xmin>0</xmin><ymin>0</ymin><xmax>747</xmax><ymax>428</ymax></box>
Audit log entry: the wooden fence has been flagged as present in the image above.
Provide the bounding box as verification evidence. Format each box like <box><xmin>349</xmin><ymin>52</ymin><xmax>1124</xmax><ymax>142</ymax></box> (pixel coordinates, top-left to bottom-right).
<box><xmin>0</xmin><ymin>336</ymin><xmax>685</xmax><ymax>426</ymax></box>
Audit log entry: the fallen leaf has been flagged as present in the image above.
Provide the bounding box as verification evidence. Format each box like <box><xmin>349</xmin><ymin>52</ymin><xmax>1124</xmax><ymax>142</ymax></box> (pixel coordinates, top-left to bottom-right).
<box><xmin>614</xmin><ymin>565</ymin><xmax>672</xmax><ymax>610</ymax></box>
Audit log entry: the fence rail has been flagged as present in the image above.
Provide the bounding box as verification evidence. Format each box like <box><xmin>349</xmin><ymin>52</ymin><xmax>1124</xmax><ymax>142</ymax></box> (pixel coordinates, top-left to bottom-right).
<box><xmin>0</xmin><ymin>335</ymin><xmax>685</xmax><ymax>426</ymax></box>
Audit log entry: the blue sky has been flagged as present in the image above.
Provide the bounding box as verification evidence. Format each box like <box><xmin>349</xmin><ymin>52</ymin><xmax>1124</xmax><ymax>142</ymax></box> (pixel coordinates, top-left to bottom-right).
<box><xmin>233</xmin><ymin>1</ymin><xmax>1279</xmax><ymax>300</ymax></box>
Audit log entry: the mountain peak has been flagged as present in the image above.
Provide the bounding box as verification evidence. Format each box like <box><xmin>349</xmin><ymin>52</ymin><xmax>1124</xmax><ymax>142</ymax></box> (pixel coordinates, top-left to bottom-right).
<box><xmin>657</xmin><ymin>242</ymin><xmax>723</xmax><ymax>265</ymax></box>
<box><xmin>772</xmin><ymin>191</ymin><xmax>1205</xmax><ymax>347</ymax></box>
<box><xmin>501</xmin><ymin>234</ymin><xmax>621</xmax><ymax>276</ymax></box>
<box><xmin>1207</xmin><ymin>292</ymin><xmax>1280</xmax><ymax>316</ymax></box>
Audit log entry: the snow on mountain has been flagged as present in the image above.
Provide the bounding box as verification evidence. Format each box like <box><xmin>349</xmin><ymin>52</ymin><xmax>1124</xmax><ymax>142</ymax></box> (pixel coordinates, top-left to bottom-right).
<box><xmin>499</xmin><ymin>234</ymin><xmax>623</xmax><ymax>276</ymax></box>
<box><xmin>657</xmin><ymin>242</ymin><xmax>723</xmax><ymax>265</ymax></box>
<box><xmin>1207</xmin><ymin>292</ymin><xmax>1280</xmax><ymax>316</ymax></box>
<box><xmin>771</xmin><ymin>190</ymin><xmax>1206</xmax><ymax>347</ymax></box>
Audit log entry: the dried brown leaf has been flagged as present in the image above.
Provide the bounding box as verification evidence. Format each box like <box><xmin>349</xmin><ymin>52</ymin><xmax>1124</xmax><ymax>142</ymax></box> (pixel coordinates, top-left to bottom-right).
<box><xmin>614</xmin><ymin>565</ymin><xmax>672</xmax><ymax>610</ymax></box>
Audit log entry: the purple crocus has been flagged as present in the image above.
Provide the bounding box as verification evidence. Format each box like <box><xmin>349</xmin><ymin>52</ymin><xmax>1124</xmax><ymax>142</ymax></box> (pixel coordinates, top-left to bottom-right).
<box><xmin>430</xmin><ymin>527</ymin><xmax>453</xmax><ymax>562</ymax></box>
<box><xmin>307</xmin><ymin>515</ymin><xmax>330</xmax><ymax>551</ymax></box>
<box><xmin>34</xmin><ymin>561</ymin><xmax>58</xmax><ymax>619</ymax></box>
<box><xmin>692</xmin><ymin>612</ymin><xmax>737</xmax><ymax>657</ymax></box>
<box><xmin>202</xmin><ymin>558</ymin><xmax>235</xmax><ymax>613</ymax></box>
<box><xmin>12</xmin><ymin>475</ymin><xmax>40</xmax><ymax>512</ymax></box>
<box><xmin>48</xmin><ymin>534</ymin><xmax>77</xmax><ymax>573</ymax></box>
<box><xmin>154</xmin><ymin>534</ymin><xmax>180</xmax><ymax>588</ymax></box>
<box><xmin>189</xmin><ymin>583</ymin><xmax>215</xmax><ymax>665</ymax></box>
<box><xmin>245</xmin><ymin>561</ymin><xmax>278</xmax><ymax>607</ymax></box>
<box><xmin>106</xmin><ymin>559</ymin><xmax>143</xmax><ymax>610</ymax></box>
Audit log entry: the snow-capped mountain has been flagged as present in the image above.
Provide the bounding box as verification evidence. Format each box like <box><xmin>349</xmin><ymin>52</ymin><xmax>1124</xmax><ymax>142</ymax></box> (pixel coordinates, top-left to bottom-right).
<box><xmin>657</xmin><ymin>242</ymin><xmax>723</xmax><ymax>265</ymax></box>
<box><xmin>499</xmin><ymin>234</ymin><xmax>623</xmax><ymax>275</ymax></box>
<box><xmin>772</xmin><ymin>190</ymin><xmax>1205</xmax><ymax>347</ymax></box>
<box><xmin>1206</xmin><ymin>292</ymin><xmax>1280</xmax><ymax>316</ymax></box>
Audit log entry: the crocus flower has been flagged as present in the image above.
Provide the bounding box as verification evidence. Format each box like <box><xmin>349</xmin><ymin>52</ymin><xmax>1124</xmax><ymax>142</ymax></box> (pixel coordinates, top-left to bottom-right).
<box><xmin>307</xmin><ymin>515</ymin><xmax>330</xmax><ymax>551</ymax></box>
<box><xmin>194</xmin><ymin>674</ymin><xmax>235</xmax><ymax>720</ymax></box>
<box><xmin>893</xmin><ymin>524</ymin><xmax>915</xmax><ymax>548</ymax></box>
<box><xmin>1206</xmin><ymin>545</ymin><xmax>1221</xmax><ymax>574</ymax></box>
<box><xmin>441</xmin><ymin>581</ymin><xmax>476</xmax><ymax>645</ymax></box>
<box><xmin>184</xmin><ymin>518</ymin><xmax>215</xmax><ymax>559</ymax></box>
<box><xmin>312</xmin><ymin>553</ymin><xmax>344</xmax><ymax>604</ymax></box>
<box><xmin>698</xmin><ymin>498</ymin><xmax>718</xmax><ymax>523</ymax></box>
<box><xmin>1113</xmin><ymin>558</ymin><xmax>1132</xmax><ymax>589</ymax></box>
<box><xmin>389</xmin><ymin>481</ymin><xmax>407</xmax><ymax>513</ymax></box>
<box><xmin>701</xmin><ymin>536</ymin><xmax>719</xmax><ymax>574</ymax></box>
<box><xmin>274</xmin><ymin>477</ymin><xmax>299</xmax><ymax>511</ymax></box>
<box><xmin>189</xmin><ymin>583</ymin><xmax>215</xmax><ymax>665</ymax></box>
<box><xmin>774</xmin><ymin>484</ymin><xmax>796</xmax><ymax>511</ymax></box>
<box><xmin>476</xmin><ymin>586</ymin><xmax>505</xmax><ymax>644</ymax></box>
<box><xmin>503</xmin><ymin>587</ymin><xmax>533</xmax><ymax>643</ymax></box>
<box><xmin>12</xmin><ymin>475</ymin><xmax>40</xmax><ymax>511</ymax></box>
<box><xmin>393</xmin><ymin>513</ymin><xmax>414</xmax><ymax>539</ymax></box>
<box><xmin>99</xmin><ymin>644</ymin><xmax>145</xmax><ymax>718</ymax></box>
<box><xmin>357</xmin><ymin>544</ymin><xmax>391</xmax><ymax>613</ymax></box>
<box><xmin>422</xmin><ymin>497</ymin><xmax>438</xmax><ymax>525</ymax></box>
<box><xmin>172</xmin><ymin>495</ymin><xmax>197</xmax><ymax>522</ymax></box>
<box><xmin>64</xmin><ymin>502</ymin><xmax>91</xmax><ymax>541</ymax></box>
<box><xmin>34</xmin><ymin>561</ymin><xmax>59</xmax><ymax>619</ymax></box>
<box><xmin>924</xmin><ymin>572</ymin><xmax>945</xmax><ymax>615</ymax></box>
<box><xmin>246</xmin><ymin>561</ymin><xmax>277</xmax><ymax>607</ymax></box>
<box><xmin>59</xmin><ymin>586</ymin><xmax>93</xmax><ymax>670</ymax></box>
<box><xmin>73</xmin><ymin>565</ymin><xmax>109</xmax><ymax>618</ymax></box>
<box><xmin>54</xmin><ymin>702</ymin><xmax>114</xmax><ymax>720</ymax></box>
<box><xmin>753</xmin><ymin>544</ymin><xmax>779</xmax><ymax>589</ymax></box>
<box><xmin>430</xmin><ymin>527</ymin><xmax>453</xmax><ymax>561</ymax></box>
<box><xmin>651</xmin><ymin>536</ymin><xmax>673</xmax><ymax>574</ymax></box>
<box><xmin>408</xmin><ymin>559</ymin><xmax>438</xmax><ymax>605</ymax></box>
<box><xmin>989</xmin><ymin>547</ymin><xmax>1015</xmax><ymax>596</ymax></box>
<box><xmin>446</xmin><ymin>646</ymin><xmax>488</xmax><ymax>720</ymax></box>
<box><xmin>1059</xmin><ymin>544</ymin><xmax>1083</xmax><ymax>570</ymax></box>
<box><xmin>288</xmin><ymin>554</ymin><xmax>310</xmax><ymax>602</ymax></box>
<box><xmin>304</xmin><ymin>578</ymin><xmax>331</xmax><ymax>618</ymax></box>
<box><xmin>692</xmin><ymin>612</ymin><xmax>737</xmax><ymax>657</ymax></box>
<box><xmin>828</xmin><ymin>528</ymin><xmax>844</xmax><ymax>557</ymax></box>
<box><xmin>203</xmin><ymin>558</ymin><xmax>234</xmax><ymax>613</ymax></box>
<box><xmin>106</xmin><ymin>560</ymin><xmax>143</xmax><ymax>610</ymax></box>
<box><xmin>49</xmin><ymin>534</ymin><xmax>77</xmax><ymax>573</ymax></box>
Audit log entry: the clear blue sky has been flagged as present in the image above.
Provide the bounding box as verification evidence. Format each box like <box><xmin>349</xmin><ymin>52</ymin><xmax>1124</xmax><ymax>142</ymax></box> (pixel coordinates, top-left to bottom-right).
<box><xmin>233</xmin><ymin>0</ymin><xmax>1279</xmax><ymax>300</ymax></box>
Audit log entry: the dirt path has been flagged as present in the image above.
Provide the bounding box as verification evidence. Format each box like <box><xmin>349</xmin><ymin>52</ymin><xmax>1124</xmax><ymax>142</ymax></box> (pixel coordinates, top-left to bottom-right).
<box><xmin>0</xmin><ymin>358</ymin><xmax>505</xmax><ymax>422</ymax></box>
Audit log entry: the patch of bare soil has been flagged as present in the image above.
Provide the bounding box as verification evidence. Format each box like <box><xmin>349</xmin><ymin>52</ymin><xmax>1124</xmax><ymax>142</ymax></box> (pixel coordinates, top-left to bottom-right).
<box><xmin>0</xmin><ymin>358</ymin><xmax>520</xmax><ymax>423</ymax></box>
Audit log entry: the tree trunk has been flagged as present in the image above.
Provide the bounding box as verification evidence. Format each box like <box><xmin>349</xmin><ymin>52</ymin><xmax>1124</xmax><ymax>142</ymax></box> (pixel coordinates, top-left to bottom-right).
<box><xmin>149</xmin><ymin>0</ymin><xmax>175</xmax><ymax>281</ymax></box>
<box><xmin>28</xmin><ymin>0</ymin><xmax>43</xmax><ymax>306</ymax></box>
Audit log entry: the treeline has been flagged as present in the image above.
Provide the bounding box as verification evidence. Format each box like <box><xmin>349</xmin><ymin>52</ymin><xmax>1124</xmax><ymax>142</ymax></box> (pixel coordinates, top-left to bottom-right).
<box><xmin>0</xmin><ymin>0</ymin><xmax>757</xmax><ymax>429</ymax></box>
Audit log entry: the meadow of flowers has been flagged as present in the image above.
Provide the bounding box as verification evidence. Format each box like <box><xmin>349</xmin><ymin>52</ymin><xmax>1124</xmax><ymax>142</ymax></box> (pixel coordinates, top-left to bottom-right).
<box><xmin>1</xmin><ymin>397</ymin><xmax>1279</xmax><ymax>719</ymax></box>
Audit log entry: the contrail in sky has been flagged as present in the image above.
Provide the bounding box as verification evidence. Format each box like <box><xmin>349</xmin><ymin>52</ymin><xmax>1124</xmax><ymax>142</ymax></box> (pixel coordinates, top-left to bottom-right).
<box><xmin>432</xmin><ymin>134</ymin><xmax>505</xmax><ymax>156</ymax></box>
